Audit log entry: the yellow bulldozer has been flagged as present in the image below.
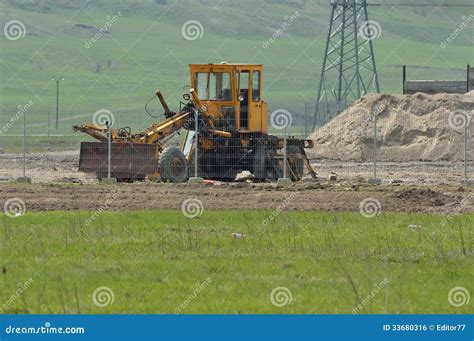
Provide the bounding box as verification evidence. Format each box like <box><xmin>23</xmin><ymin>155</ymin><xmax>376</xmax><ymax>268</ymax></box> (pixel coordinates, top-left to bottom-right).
<box><xmin>73</xmin><ymin>63</ymin><xmax>316</xmax><ymax>182</ymax></box>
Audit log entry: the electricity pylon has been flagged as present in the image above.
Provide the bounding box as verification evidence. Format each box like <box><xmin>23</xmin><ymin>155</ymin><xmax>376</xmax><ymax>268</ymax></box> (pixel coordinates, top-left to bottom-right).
<box><xmin>313</xmin><ymin>0</ymin><xmax>380</xmax><ymax>130</ymax></box>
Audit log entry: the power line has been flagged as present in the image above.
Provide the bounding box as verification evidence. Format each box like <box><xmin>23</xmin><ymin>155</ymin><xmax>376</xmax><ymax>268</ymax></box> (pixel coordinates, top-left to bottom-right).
<box><xmin>368</xmin><ymin>3</ymin><xmax>474</xmax><ymax>6</ymax></box>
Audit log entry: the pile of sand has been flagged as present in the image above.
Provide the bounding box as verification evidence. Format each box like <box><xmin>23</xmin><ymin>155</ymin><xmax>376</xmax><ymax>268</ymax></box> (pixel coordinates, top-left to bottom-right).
<box><xmin>309</xmin><ymin>91</ymin><xmax>474</xmax><ymax>161</ymax></box>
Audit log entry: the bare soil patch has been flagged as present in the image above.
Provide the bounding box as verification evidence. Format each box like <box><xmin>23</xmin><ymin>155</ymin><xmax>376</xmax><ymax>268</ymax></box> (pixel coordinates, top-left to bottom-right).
<box><xmin>0</xmin><ymin>182</ymin><xmax>471</xmax><ymax>214</ymax></box>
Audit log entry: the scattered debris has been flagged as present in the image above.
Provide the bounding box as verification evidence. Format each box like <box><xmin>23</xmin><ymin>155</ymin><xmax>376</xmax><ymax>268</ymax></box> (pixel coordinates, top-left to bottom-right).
<box><xmin>60</xmin><ymin>177</ymin><xmax>83</xmax><ymax>184</ymax></box>
<box><xmin>235</xmin><ymin>171</ymin><xmax>255</xmax><ymax>182</ymax></box>
<box><xmin>231</xmin><ymin>232</ymin><xmax>245</xmax><ymax>239</ymax></box>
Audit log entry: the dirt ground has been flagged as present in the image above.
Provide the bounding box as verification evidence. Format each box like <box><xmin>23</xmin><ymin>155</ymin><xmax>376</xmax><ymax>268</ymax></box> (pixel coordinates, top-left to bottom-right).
<box><xmin>0</xmin><ymin>150</ymin><xmax>473</xmax><ymax>214</ymax></box>
<box><xmin>0</xmin><ymin>150</ymin><xmax>472</xmax><ymax>185</ymax></box>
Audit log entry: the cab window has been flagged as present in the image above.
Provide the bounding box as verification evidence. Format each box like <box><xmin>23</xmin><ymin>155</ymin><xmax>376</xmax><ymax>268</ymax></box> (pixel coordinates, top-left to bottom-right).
<box><xmin>252</xmin><ymin>71</ymin><xmax>260</xmax><ymax>101</ymax></box>
<box><xmin>195</xmin><ymin>72</ymin><xmax>207</xmax><ymax>99</ymax></box>
<box><xmin>194</xmin><ymin>72</ymin><xmax>232</xmax><ymax>100</ymax></box>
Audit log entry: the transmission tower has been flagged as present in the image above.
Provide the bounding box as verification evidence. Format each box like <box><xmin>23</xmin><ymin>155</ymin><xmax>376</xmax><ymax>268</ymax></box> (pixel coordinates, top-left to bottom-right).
<box><xmin>313</xmin><ymin>0</ymin><xmax>380</xmax><ymax>130</ymax></box>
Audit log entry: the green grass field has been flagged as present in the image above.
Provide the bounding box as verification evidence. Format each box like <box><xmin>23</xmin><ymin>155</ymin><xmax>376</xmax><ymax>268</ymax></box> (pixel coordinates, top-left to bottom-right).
<box><xmin>1</xmin><ymin>210</ymin><xmax>472</xmax><ymax>314</ymax></box>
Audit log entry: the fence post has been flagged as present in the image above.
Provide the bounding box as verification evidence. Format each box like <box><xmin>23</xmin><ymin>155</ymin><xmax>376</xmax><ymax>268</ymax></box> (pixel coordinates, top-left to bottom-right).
<box><xmin>101</xmin><ymin>120</ymin><xmax>116</xmax><ymax>183</ymax></box>
<box><xmin>107</xmin><ymin>121</ymin><xmax>112</xmax><ymax>179</ymax></box>
<box><xmin>278</xmin><ymin>125</ymin><xmax>291</xmax><ymax>184</ymax></box>
<box><xmin>402</xmin><ymin>65</ymin><xmax>406</xmax><ymax>95</ymax></box>
<box><xmin>189</xmin><ymin>109</ymin><xmax>202</xmax><ymax>182</ymax></box>
<box><xmin>467</xmin><ymin>64</ymin><xmax>470</xmax><ymax>93</ymax></box>
<box><xmin>461</xmin><ymin>118</ymin><xmax>473</xmax><ymax>185</ymax></box>
<box><xmin>369</xmin><ymin>112</ymin><xmax>381</xmax><ymax>185</ymax></box>
<box><xmin>17</xmin><ymin>108</ymin><xmax>31</xmax><ymax>183</ymax></box>
<box><xmin>194</xmin><ymin>110</ymin><xmax>198</xmax><ymax>178</ymax></box>
<box><xmin>304</xmin><ymin>103</ymin><xmax>308</xmax><ymax>137</ymax></box>
<box><xmin>283</xmin><ymin>126</ymin><xmax>287</xmax><ymax>178</ymax></box>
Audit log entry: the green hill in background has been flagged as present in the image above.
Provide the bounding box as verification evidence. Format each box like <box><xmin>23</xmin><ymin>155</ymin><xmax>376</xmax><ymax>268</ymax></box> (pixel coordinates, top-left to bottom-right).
<box><xmin>0</xmin><ymin>0</ymin><xmax>472</xmax><ymax>126</ymax></box>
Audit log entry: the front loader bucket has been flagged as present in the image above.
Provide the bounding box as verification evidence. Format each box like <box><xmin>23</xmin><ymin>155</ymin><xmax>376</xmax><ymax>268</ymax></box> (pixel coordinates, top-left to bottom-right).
<box><xmin>78</xmin><ymin>142</ymin><xmax>159</xmax><ymax>180</ymax></box>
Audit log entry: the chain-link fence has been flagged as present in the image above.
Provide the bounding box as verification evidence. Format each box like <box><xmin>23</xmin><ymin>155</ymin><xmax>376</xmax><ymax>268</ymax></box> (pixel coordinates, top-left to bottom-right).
<box><xmin>0</xmin><ymin>102</ymin><xmax>472</xmax><ymax>184</ymax></box>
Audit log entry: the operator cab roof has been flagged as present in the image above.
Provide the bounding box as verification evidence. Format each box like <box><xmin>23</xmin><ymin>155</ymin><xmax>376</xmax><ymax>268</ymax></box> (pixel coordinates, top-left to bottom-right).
<box><xmin>190</xmin><ymin>62</ymin><xmax>262</xmax><ymax>66</ymax></box>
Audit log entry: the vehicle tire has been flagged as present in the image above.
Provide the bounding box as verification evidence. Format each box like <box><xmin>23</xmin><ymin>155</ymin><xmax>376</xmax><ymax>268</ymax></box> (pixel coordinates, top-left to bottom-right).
<box><xmin>286</xmin><ymin>145</ymin><xmax>304</xmax><ymax>181</ymax></box>
<box><xmin>188</xmin><ymin>149</ymin><xmax>238</xmax><ymax>181</ymax></box>
<box><xmin>253</xmin><ymin>145</ymin><xmax>279</xmax><ymax>180</ymax></box>
<box><xmin>159</xmin><ymin>147</ymin><xmax>189</xmax><ymax>183</ymax></box>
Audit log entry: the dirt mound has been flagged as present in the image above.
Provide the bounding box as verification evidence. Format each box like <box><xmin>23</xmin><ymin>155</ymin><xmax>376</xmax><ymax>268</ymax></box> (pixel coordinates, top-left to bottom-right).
<box><xmin>309</xmin><ymin>92</ymin><xmax>474</xmax><ymax>161</ymax></box>
<box><xmin>392</xmin><ymin>188</ymin><xmax>457</xmax><ymax>207</ymax></box>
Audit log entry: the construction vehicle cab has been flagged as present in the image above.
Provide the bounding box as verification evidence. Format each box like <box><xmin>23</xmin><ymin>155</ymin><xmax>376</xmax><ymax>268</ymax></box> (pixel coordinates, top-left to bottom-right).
<box><xmin>190</xmin><ymin>63</ymin><xmax>267</xmax><ymax>133</ymax></box>
<box><xmin>73</xmin><ymin>63</ymin><xmax>315</xmax><ymax>183</ymax></box>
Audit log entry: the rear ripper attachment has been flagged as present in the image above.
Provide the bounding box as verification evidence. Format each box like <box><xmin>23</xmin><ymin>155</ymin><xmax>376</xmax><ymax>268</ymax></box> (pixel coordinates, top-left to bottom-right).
<box><xmin>73</xmin><ymin>63</ymin><xmax>316</xmax><ymax>182</ymax></box>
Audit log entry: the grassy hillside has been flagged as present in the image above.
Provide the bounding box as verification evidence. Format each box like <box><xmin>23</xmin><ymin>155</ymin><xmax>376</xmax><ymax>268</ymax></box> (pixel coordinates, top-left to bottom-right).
<box><xmin>0</xmin><ymin>0</ymin><xmax>473</xmax><ymax>129</ymax></box>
